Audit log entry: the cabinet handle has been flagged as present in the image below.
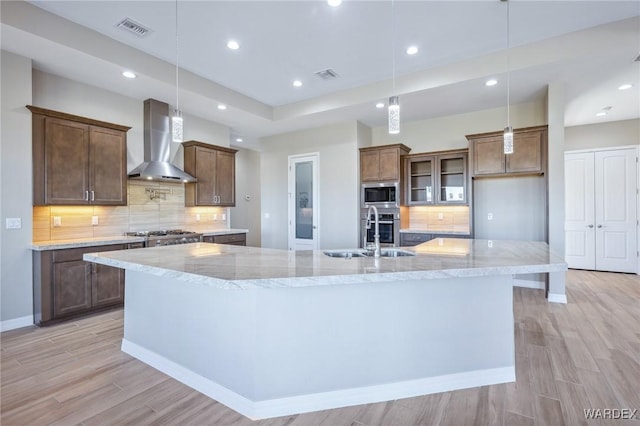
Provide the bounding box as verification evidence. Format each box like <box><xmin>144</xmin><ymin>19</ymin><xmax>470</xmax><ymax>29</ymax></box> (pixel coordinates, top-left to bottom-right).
<box><xmin>91</xmin><ymin>190</ymin><xmax>95</xmax><ymax>201</ymax></box>
<box><xmin>85</xmin><ymin>190</ymin><xmax>89</xmax><ymax>201</ymax></box>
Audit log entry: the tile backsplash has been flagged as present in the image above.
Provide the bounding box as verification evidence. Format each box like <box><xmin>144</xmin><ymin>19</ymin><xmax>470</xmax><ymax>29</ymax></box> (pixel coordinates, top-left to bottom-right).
<box><xmin>408</xmin><ymin>205</ymin><xmax>470</xmax><ymax>234</ymax></box>
<box><xmin>33</xmin><ymin>181</ymin><xmax>229</xmax><ymax>241</ymax></box>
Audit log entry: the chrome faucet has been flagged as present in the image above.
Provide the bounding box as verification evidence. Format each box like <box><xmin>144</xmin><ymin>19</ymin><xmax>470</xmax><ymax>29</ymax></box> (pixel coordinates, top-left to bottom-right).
<box><xmin>366</xmin><ymin>205</ymin><xmax>381</xmax><ymax>258</ymax></box>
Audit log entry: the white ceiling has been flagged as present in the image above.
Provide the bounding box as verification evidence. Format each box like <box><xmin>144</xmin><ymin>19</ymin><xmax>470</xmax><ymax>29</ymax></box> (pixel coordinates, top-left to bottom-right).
<box><xmin>2</xmin><ymin>0</ymin><xmax>639</xmax><ymax>150</ymax></box>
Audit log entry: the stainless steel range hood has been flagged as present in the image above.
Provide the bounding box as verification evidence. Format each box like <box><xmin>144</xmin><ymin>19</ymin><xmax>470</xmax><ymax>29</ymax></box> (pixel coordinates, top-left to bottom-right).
<box><xmin>128</xmin><ymin>98</ymin><xmax>196</xmax><ymax>183</ymax></box>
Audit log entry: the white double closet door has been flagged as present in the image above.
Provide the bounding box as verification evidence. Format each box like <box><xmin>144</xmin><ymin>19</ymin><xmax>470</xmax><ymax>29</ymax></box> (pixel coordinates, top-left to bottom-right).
<box><xmin>565</xmin><ymin>147</ymin><xmax>638</xmax><ymax>273</ymax></box>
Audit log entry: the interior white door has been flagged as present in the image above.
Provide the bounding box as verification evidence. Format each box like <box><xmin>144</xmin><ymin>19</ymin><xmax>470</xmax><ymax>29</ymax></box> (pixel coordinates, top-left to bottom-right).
<box><xmin>288</xmin><ymin>153</ymin><xmax>319</xmax><ymax>251</ymax></box>
<box><xmin>565</xmin><ymin>152</ymin><xmax>596</xmax><ymax>269</ymax></box>
<box><xmin>564</xmin><ymin>148</ymin><xmax>637</xmax><ymax>273</ymax></box>
<box><xmin>594</xmin><ymin>149</ymin><xmax>637</xmax><ymax>273</ymax></box>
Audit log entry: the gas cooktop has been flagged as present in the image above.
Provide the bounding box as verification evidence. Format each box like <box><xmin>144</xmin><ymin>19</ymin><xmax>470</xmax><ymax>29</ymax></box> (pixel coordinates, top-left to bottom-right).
<box><xmin>125</xmin><ymin>229</ymin><xmax>197</xmax><ymax>237</ymax></box>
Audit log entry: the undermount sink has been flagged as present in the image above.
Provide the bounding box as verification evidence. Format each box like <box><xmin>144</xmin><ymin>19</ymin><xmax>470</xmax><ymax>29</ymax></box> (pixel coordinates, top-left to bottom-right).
<box><xmin>380</xmin><ymin>248</ymin><xmax>416</xmax><ymax>257</ymax></box>
<box><xmin>323</xmin><ymin>249</ymin><xmax>368</xmax><ymax>258</ymax></box>
<box><xmin>323</xmin><ymin>248</ymin><xmax>416</xmax><ymax>258</ymax></box>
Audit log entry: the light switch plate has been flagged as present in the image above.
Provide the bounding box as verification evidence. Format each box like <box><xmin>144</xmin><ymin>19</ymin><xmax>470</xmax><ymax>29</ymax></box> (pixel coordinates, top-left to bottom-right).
<box><xmin>5</xmin><ymin>218</ymin><xmax>21</xmax><ymax>229</ymax></box>
<box><xmin>487</xmin><ymin>213</ymin><xmax>493</xmax><ymax>220</ymax></box>
<box><xmin>53</xmin><ymin>216</ymin><xmax>62</xmax><ymax>227</ymax></box>
<box><xmin>437</xmin><ymin>213</ymin><xmax>444</xmax><ymax>220</ymax></box>
<box><xmin>195</xmin><ymin>214</ymin><xmax>201</xmax><ymax>222</ymax></box>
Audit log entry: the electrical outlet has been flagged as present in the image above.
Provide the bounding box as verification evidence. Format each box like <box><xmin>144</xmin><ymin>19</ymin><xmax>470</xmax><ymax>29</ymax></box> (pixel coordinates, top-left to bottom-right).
<box><xmin>213</xmin><ymin>213</ymin><xmax>218</xmax><ymax>220</ymax></box>
<box><xmin>5</xmin><ymin>218</ymin><xmax>21</xmax><ymax>229</ymax></box>
<box><xmin>488</xmin><ymin>240</ymin><xmax>493</xmax><ymax>248</ymax></box>
<box><xmin>437</xmin><ymin>213</ymin><xmax>444</xmax><ymax>220</ymax></box>
<box><xmin>195</xmin><ymin>214</ymin><xmax>201</xmax><ymax>222</ymax></box>
<box><xmin>92</xmin><ymin>216</ymin><xmax>99</xmax><ymax>225</ymax></box>
<box><xmin>221</xmin><ymin>213</ymin><xmax>226</xmax><ymax>221</ymax></box>
<box><xmin>487</xmin><ymin>213</ymin><xmax>493</xmax><ymax>221</ymax></box>
<box><xmin>53</xmin><ymin>216</ymin><xmax>62</xmax><ymax>227</ymax></box>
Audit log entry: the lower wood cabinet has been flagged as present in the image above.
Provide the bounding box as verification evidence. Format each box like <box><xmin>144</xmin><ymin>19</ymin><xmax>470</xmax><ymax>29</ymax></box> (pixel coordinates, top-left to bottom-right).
<box><xmin>400</xmin><ymin>232</ymin><xmax>469</xmax><ymax>247</ymax></box>
<box><xmin>33</xmin><ymin>244</ymin><xmax>126</xmax><ymax>326</ymax></box>
<box><xmin>203</xmin><ymin>233</ymin><xmax>247</xmax><ymax>246</ymax></box>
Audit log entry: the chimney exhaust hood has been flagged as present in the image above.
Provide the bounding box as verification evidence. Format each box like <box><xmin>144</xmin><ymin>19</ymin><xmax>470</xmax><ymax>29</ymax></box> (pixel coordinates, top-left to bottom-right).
<box><xmin>128</xmin><ymin>99</ymin><xmax>196</xmax><ymax>183</ymax></box>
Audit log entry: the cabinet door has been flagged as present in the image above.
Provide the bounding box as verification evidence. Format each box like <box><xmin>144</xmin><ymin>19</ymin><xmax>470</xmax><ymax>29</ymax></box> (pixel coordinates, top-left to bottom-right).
<box><xmin>92</xmin><ymin>263</ymin><xmax>125</xmax><ymax>307</ymax></box>
<box><xmin>506</xmin><ymin>132</ymin><xmax>543</xmax><ymax>174</ymax></box>
<box><xmin>53</xmin><ymin>260</ymin><xmax>92</xmax><ymax>317</ymax></box>
<box><xmin>90</xmin><ymin>126</ymin><xmax>127</xmax><ymax>205</ymax></box>
<box><xmin>437</xmin><ymin>154</ymin><xmax>467</xmax><ymax>204</ymax></box>
<box><xmin>406</xmin><ymin>156</ymin><xmax>435</xmax><ymax>205</ymax></box>
<box><xmin>45</xmin><ymin>118</ymin><xmax>90</xmax><ymax>204</ymax></box>
<box><xmin>472</xmin><ymin>137</ymin><xmax>504</xmax><ymax>175</ymax></box>
<box><xmin>215</xmin><ymin>150</ymin><xmax>236</xmax><ymax>206</ymax></box>
<box><xmin>213</xmin><ymin>233</ymin><xmax>246</xmax><ymax>245</ymax></box>
<box><xmin>195</xmin><ymin>147</ymin><xmax>217</xmax><ymax>205</ymax></box>
<box><xmin>378</xmin><ymin>148</ymin><xmax>400</xmax><ymax>181</ymax></box>
<box><xmin>360</xmin><ymin>150</ymin><xmax>381</xmax><ymax>181</ymax></box>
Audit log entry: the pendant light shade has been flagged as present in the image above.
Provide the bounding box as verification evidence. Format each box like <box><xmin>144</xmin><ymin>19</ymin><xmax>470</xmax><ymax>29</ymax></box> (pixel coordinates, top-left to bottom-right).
<box><xmin>503</xmin><ymin>126</ymin><xmax>513</xmax><ymax>154</ymax></box>
<box><xmin>388</xmin><ymin>96</ymin><xmax>400</xmax><ymax>135</ymax></box>
<box><xmin>172</xmin><ymin>109</ymin><xmax>183</xmax><ymax>143</ymax></box>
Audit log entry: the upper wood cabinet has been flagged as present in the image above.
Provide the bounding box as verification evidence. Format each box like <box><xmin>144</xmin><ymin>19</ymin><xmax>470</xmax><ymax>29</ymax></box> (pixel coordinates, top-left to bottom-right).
<box><xmin>182</xmin><ymin>141</ymin><xmax>238</xmax><ymax>207</ymax></box>
<box><xmin>404</xmin><ymin>149</ymin><xmax>469</xmax><ymax>205</ymax></box>
<box><xmin>28</xmin><ymin>106</ymin><xmax>130</xmax><ymax>206</ymax></box>
<box><xmin>467</xmin><ymin>126</ymin><xmax>547</xmax><ymax>178</ymax></box>
<box><xmin>360</xmin><ymin>144</ymin><xmax>411</xmax><ymax>182</ymax></box>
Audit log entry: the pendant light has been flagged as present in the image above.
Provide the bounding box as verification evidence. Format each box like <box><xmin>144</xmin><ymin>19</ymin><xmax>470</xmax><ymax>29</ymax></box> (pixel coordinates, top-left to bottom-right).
<box><xmin>171</xmin><ymin>0</ymin><xmax>183</xmax><ymax>143</ymax></box>
<box><xmin>503</xmin><ymin>0</ymin><xmax>513</xmax><ymax>154</ymax></box>
<box><xmin>388</xmin><ymin>0</ymin><xmax>400</xmax><ymax>135</ymax></box>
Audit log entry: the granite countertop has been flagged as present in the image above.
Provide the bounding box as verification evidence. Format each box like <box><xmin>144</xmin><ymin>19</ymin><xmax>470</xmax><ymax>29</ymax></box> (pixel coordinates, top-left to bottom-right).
<box><xmin>31</xmin><ymin>236</ymin><xmax>147</xmax><ymax>251</ymax></box>
<box><xmin>83</xmin><ymin>238</ymin><xmax>567</xmax><ymax>290</ymax></box>
<box><xmin>200</xmin><ymin>228</ymin><xmax>248</xmax><ymax>236</ymax></box>
<box><xmin>30</xmin><ymin>229</ymin><xmax>248</xmax><ymax>251</ymax></box>
<box><xmin>400</xmin><ymin>229</ymin><xmax>471</xmax><ymax>235</ymax></box>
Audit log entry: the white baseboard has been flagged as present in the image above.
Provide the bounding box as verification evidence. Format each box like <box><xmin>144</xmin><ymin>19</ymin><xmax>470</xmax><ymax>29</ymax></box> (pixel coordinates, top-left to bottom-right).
<box><xmin>512</xmin><ymin>279</ymin><xmax>545</xmax><ymax>289</ymax></box>
<box><xmin>1</xmin><ymin>315</ymin><xmax>33</xmax><ymax>332</ymax></box>
<box><xmin>548</xmin><ymin>293</ymin><xmax>568</xmax><ymax>304</ymax></box>
<box><xmin>122</xmin><ymin>339</ymin><xmax>515</xmax><ymax>420</ymax></box>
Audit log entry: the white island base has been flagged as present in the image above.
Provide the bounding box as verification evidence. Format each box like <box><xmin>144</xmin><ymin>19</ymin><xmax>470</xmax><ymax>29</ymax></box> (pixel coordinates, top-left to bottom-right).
<box><xmin>121</xmin><ymin>269</ymin><xmax>515</xmax><ymax>420</ymax></box>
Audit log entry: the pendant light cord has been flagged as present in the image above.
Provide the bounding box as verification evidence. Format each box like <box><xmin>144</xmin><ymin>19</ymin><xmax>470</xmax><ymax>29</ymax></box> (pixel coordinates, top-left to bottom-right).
<box><xmin>506</xmin><ymin>0</ymin><xmax>510</xmax><ymax>126</ymax></box>
<box><xmin>391</xmin><ymin>0</ymin><xmax>396</xmax><ymax>92</ymax></box>
<box><xmin>175</xmin><ymin>0</ymin><xmax>179</xmax><ymax>111</ymax></box>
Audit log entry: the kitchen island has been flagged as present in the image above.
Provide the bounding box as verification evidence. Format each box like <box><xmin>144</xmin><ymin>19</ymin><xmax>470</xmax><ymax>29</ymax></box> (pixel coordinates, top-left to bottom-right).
<box><xmin>84</xmin><ymin>239</ymin><xmax>566</xmax><ymax>420</ymax></box>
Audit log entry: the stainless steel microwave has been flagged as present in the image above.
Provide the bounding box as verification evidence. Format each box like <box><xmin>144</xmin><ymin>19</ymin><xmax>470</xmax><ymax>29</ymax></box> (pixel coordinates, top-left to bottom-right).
<box><xmin>361</xmin><ymin>182</ymin><xmax>399</xmax><ymax>208</ymax></box>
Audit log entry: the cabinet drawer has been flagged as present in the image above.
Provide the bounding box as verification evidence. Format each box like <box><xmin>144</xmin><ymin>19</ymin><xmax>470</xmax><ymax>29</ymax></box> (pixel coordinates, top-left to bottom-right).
<box><xmin>400</xmin><ymin>233</ymin><xmax>432</xmax><ymax>246</ymax></box>
<box><xmin>52</xmin><ymin>244</ymin><xmax>125</xmax><ymax>263</ymax></box>
<box><xmin>212</xmin><ymin>233</ymin><xmax>246</xmax><ymax>245</ymax></box>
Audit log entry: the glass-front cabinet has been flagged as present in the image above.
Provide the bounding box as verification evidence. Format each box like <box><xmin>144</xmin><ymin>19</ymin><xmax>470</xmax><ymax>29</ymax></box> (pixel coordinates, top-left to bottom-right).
<box><xmin>405</xmin><ymin>150</ymin><xmax>468</xmax><ymax>205</ymax></box>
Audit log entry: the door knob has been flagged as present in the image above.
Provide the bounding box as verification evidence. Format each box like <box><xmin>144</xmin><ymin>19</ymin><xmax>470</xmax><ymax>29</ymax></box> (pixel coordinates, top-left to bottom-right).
<box><xmin>587</xmin><ymin>224</ymin><xmax>594</xmax><ymax>228</ymax></box>
<box><xmin>597</xmin><ymin>224</ymin><xmax>603</xmax><ymax>228</ymax></box>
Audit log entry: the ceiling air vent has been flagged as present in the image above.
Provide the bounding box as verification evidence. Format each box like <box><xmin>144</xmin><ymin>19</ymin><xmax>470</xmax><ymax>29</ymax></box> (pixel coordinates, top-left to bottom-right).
<box><xmin>116</xmin><ymin>17</ymin><xmax>152</xmax><ymax>37</ymax></box>
<box><xmin>315</xmin><ymin>69</ymin><xmax>339</xmax><ymax>80</ymax></box>
<box><xmin>635</xmin><ymin>53</ymin><xmax>640</xmax><ymax>62</ymax></box>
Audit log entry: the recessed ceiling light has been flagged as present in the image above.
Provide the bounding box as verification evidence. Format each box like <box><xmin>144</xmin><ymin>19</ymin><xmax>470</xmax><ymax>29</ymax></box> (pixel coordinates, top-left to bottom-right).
<box><xmin>218</xmin><ymin>104</ymin><xmax>227</xmax><ymax>110</ymax></box>
<box><xmin>293</xmin><ymin>80</ymin><xmax>303</xmax><ymax>87</ymax></box>
<box><xmin>376</xmin><ymin>102</ymin><xmax>385</xmax><ymax>108</ymax></box>
<box><xmin>328</xmin><ymin>0</ymin><xmax>342</xmax><ymax>6</ymax></box>
<box><xmin>595</xmin><ymin>111</ymin><xmax>608</xmax><ymax>117</ymax></box>
<box><xmin>235</xmin><ymin>138</ymin><xmax>243</xmax><ymax>143</ymax></box>
<box><xmin>406</xmin><ymin>46</ymin><xmax>419</xmax><ymax>55</ymax></box>
<box><xmin>122</xmin><ymin>71</ymin><xmax>136</xmax><ymax>79</ymax></box>
<box><xmin>485</xmin><ymin>79</ymin><xmax>498</xmax><ymax>87</ymax></box>
<box><xmin>227</xmin><ymin>40</ymin><xmax>240</xmax><ymax>50</ymax></box>
<box><xmin>618</xmin><ymin>83</ymin><xmax>633</xmax><ymax>90</ymax></box>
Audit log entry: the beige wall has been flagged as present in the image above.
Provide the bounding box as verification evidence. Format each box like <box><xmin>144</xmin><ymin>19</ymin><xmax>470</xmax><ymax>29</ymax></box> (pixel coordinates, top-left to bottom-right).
<box><xmin>372</xmin><ymin>101</ymin><xmax>546</xmax><ymax>152</ymax></box>
<box><xmin>260</xmin><ymin>122</ymin><xmax>360</xmax><ymax>250</ymax></box>
<box><xmin>231</xmin><ymin>148</ymin><xmax>262</xmax><ymax>247</ymax></box>
<box><xmin>1</xmin><ymin>51</ymin><xmax>33</xmax><ymax>325</ymax></box>
<box><xmin>565</xmin><ymin>118</ymin><xmax>640</xmax><ymax>151</ymax></box>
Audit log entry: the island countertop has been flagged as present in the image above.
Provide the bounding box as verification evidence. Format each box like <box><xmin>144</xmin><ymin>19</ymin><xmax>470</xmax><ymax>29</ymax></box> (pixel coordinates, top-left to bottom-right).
<box><xmin>83</xmin><ymin>238</ymin><xmax>567</xmax><ymax>290</ymax></box>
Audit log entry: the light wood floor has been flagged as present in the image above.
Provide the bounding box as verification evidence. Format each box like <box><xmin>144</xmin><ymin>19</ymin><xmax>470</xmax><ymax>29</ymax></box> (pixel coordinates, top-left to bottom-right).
<box><xmin>2</xmin><ymin>269</ymin><xmax>640</xmax><ymax>426</ymax></box>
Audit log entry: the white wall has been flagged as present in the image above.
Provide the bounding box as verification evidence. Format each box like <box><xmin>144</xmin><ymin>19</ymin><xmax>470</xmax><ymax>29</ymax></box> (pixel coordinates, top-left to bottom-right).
<box><xmin>1</xmin><ymin>51</ymin><xmax>33</xmax><ymax>327</ymax></box>
<box><xmin>231</xmin><ymin>148</ymin><xmax>262</xmax><ymax>247</ymax></box>
<box><xmin>260</xmin><ymin>122</ymin><xmax>360</xmax><ymax>250</ymax></box>
<box><xmin>372</xmin><ymin>101</ymin><xmax>546</xmax><ymax>152</ymax></box>
<box><xmin>565</xmin><ymin>119</ymin><xmax>640</xmax><ymax>151</ymax></box>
